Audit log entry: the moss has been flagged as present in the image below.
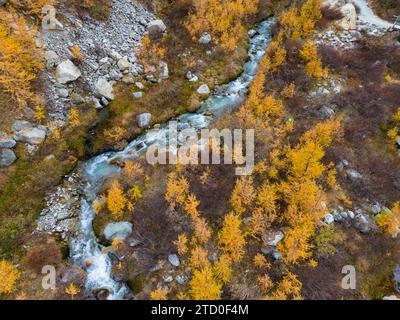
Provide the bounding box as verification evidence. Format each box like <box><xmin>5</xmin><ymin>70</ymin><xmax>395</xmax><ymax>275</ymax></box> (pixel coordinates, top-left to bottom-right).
<box><xmin>127</xmin><ymin>274</ymin><xmax>146</xmax><ymax>295</ymax></box>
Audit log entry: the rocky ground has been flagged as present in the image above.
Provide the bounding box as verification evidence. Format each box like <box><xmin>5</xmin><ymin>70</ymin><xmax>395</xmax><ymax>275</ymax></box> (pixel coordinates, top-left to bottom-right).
<box><xmin>39</xmin><ymin>0</ymin><xmax>155</xmax><ymax>122</ymax></box>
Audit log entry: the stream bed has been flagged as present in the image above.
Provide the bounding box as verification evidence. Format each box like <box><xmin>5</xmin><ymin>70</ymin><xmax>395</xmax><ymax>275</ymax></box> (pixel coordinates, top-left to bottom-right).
<box><xmin>69</xmin><ymin>18</ymin><xmax>274</xmax><ymax>300</ymax></box>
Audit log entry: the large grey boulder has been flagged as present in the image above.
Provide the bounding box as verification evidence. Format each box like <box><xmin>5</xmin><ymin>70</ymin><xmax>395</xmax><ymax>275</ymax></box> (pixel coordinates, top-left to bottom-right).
<box><xmin>0</xmin><ymin>148</ymin><xmax>16</xmax><ymax>167</ymax></box>
<box><xmin>353</xmin><ymin>213</ymin><xmax>376</xmax><ymax>233</ymax></box>
<box><xmin>147</xmin><ymin>20</ymin><xmax>166</xmax><ymax>35</ymax></box>
<box><xmin>137</xmin><ymin>113</ymin><xmax>152</xmax><ymax>128</ymax></box>
<box><xmin>0</xmin><ymin>133</ymin><xmax>16</xmax><ymax>148</ymax></box>
<box><xmin>95</xmin><ymin>78</ymin><xmax>114</xmax><ymax>100</ymax></box>
<box><xmin>14</xmin><ymin>127</ymin><xmax>46</xmax><ymax>145</ymax></box>
<box><xmin>338</xmin><ymin>3</ymin><xmax>357</xmax><ymax>30</ymax></box>
<box><xmin>117</xmin><ymin>57</ymin><xmax>131</xmax><ymax>71</ymax></box>
<box><xmin>44</xmin><ymin>50</ymin><xmax>60</xmax><ymax>68</ymax></box>
<box><xmin>168</xmin><ymin>254</ymin><xmax>180</xmax><ymax>267</ymax></box>
<box><xmin>12</xmin><ymin>120</ymin><xmax>33</xmax><ymax>132</ymax></box>
<box><xmin>56</xmin><ymin>60</ymin><xmax>81</xmax><ymax>84</ymax></box>
<box><xmin>197</xmin><ymin>84</ymin><xmax>210</xmax><ymax>95</ymax></box>
<box><xmin>103</xmin><ymin>222</ymin><xmax>133</xmax><ymax>241</ymax></box>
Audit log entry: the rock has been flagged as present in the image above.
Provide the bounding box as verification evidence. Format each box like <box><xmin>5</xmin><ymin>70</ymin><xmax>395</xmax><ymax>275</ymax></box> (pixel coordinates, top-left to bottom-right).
<box><xmin>135</xmin><ymin>82</ymin><xmax>145</xmax><ymax>90</ymax></box>
<box><xmin>324</xmin><ymin>213</ymin><xmax>335</xmax><ymax>225</ymax></box>
<box><xmin>168</xmin><ymin>254</ymin><xmax>180</xmax><ymax>267</ymax></box>
<box><xmin>263</xmin><ymin>230</ymin><xmax>284</xmax><ymax>246</ymax></box>
<box><xmin>163</xmin><ymin>275</ymin><xmax>174</xmax><ymax>283</ymax></box>
<box><xmin>176</xmin><ymin>274</ymin><xmax>188</xmax><ymax>285</ymax></box>
<box><xmin>117</xmin><ymin>57</ymin><xmax>131</xmax><ymax>71</ymax></box>
<box><xmin>137</xmin><ymin>113</ymin><xmax>151</xmax><ymax>128</ymax></box>
<box><xmin>186</xmin><ymin>71</ymin><xmax>198</xmax><ymax>82</ymax></box>
<box><xmin>354</xmin><ymin>213</ymin><xmax>376</xmax><ymax>233</ymax></box>
<box><xmin>132</xmin><ymin>92</ymin><xmax>143</xmax><ymax>99</ymax></box>
<box><xmin>56</xmin><ymin>88</ymin><xmax>69</xmax><ymax>98</ymax></box>
<box><xmin>338</xmin><ymin>3</ymin><xmax>357</xmax><ymax>30</ymax></box>
<box><xmin>0</xmin><ymin>133</ymin><xmax>16</xmax><ymax>148</ymax></box>
<box><xmin>382</xmin><ymin>295</ymin><xmax>400</xmax><ymax>300</ymax></box>
<box><xmin>0</xmin><ymin>148</ymin><xmax>16</xmax><ymax>167</ymax></box>
<box><xmin>347</xmin><ymin>169</ymin><xmax>362</xmax><ymax>180</ymax></box>
<box><xmin>14</xmin><ymin>127</ymin><xmax>46</xmax><ymax>145</ymax></box>
<box><xmin>348</xmin><ymin>210</ymin><xmax>355</xmax><ymax>219</ymax></box>
<box><xmin>159</xmin><ymin>61</ymin><xmax>169</xmax><ymax>79</ymax></box>
<box><xmin>93</xmin><ymin>98</ymin><xmax>103</xmax><ymax>109</ymax></box>
<box><xmin>320</xmin><ymin>105</ymin><xmax>335</xmax><ymax>119</ymax></box>
<box><xmin>95</xmin><ymin>78</ymin><xmax>114</xmax><ymax>100</ymax></box>
<box><xmin>147</xmin><ymin>20</ymin><xmax>167</xmax><ymax>35</ymax></box>
<box><xmin>248</xmin><ymin>29</ymin><xmax>257</xmax><ymax>38</ymax></box>
<box><xmin>12</xmin><ymin>120</ymin><xmax>33</xmax><ymax>132</ymax></box>
<box><xmin>197</xmin><ymin>84</ymin><xmax>210</xmax><ymax>95</ymax></box>
<box><xmin>60</xmin><ymin>265</ymin><xmax>87</xmax><ymax>287</ymax></box>
<box><xmin>273</xmin><ymin>250</ymin><xmax>282</xmax><ymax>260</ymax></box>
<box><xmin>55</xmin><ymin>60</ymin><xmax>81</xmax><ymax>84</ymax></box>
<box><xmin>103</xmin><ymin>222</ymin><xmax>133</xmax><ymax>242</ymax></box>
<box><xmin>199</xmin><ymin>32</ymin><xmax>212</xmax><ymax>44</ymax></box>
<box><xmin>0</xmin><ymin>0</ymin><xmax>7</xmax><ymax>7</ymax></box>
<box><xmin>122</xmin><ymin>75</ymin><xmax>135</xmax><ymax>84</ymax></box>
<box><xmin>371</xmin><ymin>203</ymin><xmax>382</xmax><ymax>215</ymax></box>
<box><xmin>44</xmin><ymin>50</ymin><xmax>60</xmax><ymax>68</ymax></box>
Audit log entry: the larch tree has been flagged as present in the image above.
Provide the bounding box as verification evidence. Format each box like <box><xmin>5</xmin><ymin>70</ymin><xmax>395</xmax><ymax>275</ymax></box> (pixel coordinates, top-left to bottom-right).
<box><xmin>0</xmin><ymin>260</ymin><xmax>20</xmax><ymax>294</ymax></box>
<box><xmin>218</xmin><ymin>212</ymin><xmax>246</xmax><ymax>262</ymax></box>
<box><xmin>107</xmin><ymin>180</ymin><xmax>127</xmax><ymax>220</ymax></box>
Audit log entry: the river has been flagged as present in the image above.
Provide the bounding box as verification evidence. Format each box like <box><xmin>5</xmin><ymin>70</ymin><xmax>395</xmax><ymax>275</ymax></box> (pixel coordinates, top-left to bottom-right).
<box><xmin>68</xmin><ymin>18</ymin><xmax>274</xmax><ymax>300</ymax></box>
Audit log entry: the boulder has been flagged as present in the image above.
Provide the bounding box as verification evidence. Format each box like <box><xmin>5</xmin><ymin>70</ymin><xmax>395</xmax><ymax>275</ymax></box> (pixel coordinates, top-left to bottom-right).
<box><xmin>347</xmin><ymin>169</ymin><xmax>362</xmax><ymax>180</ymax></box>
<box><xmin>168</xmin><ymin>254</ymin><xmax>180</xmax><ymax>267</ymax></box>
<box><xmin>186</xmin><ymin>71</ymin><xmax>198</xmax><ymax>82</ymax></box>
<box><xmin>248</xmin><ymin>29</ymin><xmax>257</xmax><ymax>38</ymax></box>
<box><xmin>338</xmin><ymin>3</ymin><xmax>357</xmax><ymax>30</ymax></box>
<box><xmin>55</xmin><ymin>60</ymin><xmax>81</xmax><ymax>84</ymax></box>
<box><xmin>135</xmin><ymin>82</ymin><xmax>145</xmax><ymax>90</ymax></box>
<box><xmin>147</xmin><ymin>20</ymin><xmax>167</xmax><ymax>35</ymax></box>
<box><xmin>60</xmin><ymin>265</ymin><xmax>87</xmax><ymax>287</ymax></box>
<box><xmin>44</xmin><ymin>50</ymin><xmax>60</xmax><ymax>68</ymax></box>
<box><xmin>117</xmin><ymin>57</ymin><xmax>131</xmax><ymax>71</ymax></box>
<box><xmin>0</xmin><ymin>133</ymin><xmax>16</xmax><ymax>148</ymax></box>
<box><xmin>0</xmin><ymin>148</ymin><xmax>16</xmax><ymax>167</ymax></box>
<box><xmin>159</xmin><ymin>61</ymin><xmax>169</xmax><ymax>79</ymax></box>
<box><xmin>199</xmin><ymin>32</ymin><xmax>212</xmax><ymax>44</ymax></box>
<box><xmin>197</xmin><ymin>84</ymin><xmax>210</xmax><ymax>95</ymax></box>
<box><xmin>137</xmin><ymin>113</ymin><xmax>152</xmax><ymax>128</ymax></box>
<box><xmin>56</xmin><ymin>88</ymin><xmax>69</xmax><ymax>98</ymax></box>
<box><xmin>95</xmin><ymin>78</ymin><xmax>114</xmax><ymax>100</ymax></box>
<box><xmin>103</xmin><ymin>222</ymin><xmax>133</xmax><ymax>242</ymax></box>
<box><xmin>263</xmin><ymin>230</ymin><xmax>284</xmax><ymax>246</ymax></box>
<box><xmin>324</xmin><ymin>213</ymin><xmax>335</xmax><ymax>224</ymax></box>
<box><xmin>132</xmin><ymin>92</ymin><xmax>143</xmax><ymax>99</ymax></box>
<box><xmin>354</xmin><ymin>213</ymin><xmax>376</xmax><ymax>233</ymax></box>
<box><xmin>14</xmin><ymin>127</ymin><xmax>46</xmax><ymax>145</ymax></box>
<box><xmin>12</xmin><ymin>120</ymin><xmax>33</xmax><ymax>132</ymax></box>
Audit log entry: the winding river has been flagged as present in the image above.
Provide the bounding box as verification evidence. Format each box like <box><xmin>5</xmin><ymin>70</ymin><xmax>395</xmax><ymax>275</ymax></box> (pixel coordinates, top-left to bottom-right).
<box><xmin>69</xmin><ymin>18</ymin><xmax>274</xmax><ymax>300</ymax></box>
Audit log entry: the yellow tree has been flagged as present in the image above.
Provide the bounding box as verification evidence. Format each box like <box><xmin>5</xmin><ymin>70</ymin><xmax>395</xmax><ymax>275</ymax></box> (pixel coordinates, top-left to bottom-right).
<box><xmin>65</xmin><ymin>282</ymin><xmax>80</xmax><ymax>299</ymax></box>
<box><xmin>150</xmin><ymin>287</ymin><xmax>169</xmax><ymax>300</ymax></box>
<box><xmin>0</xmin><ymin>9</ymin><xmax>43</xmax><ymax>110</ymax></box>
<box><xmin>375</xmin><ymin>202</ymin><xmax>400</xmax><ymax>235</ymax></box>
<box><xmin>218</xmin><ymin>212</ymin><xmax>246</xmax><ymax>262</ymax></box>
<box><xmin>0</xmin><ymin>260</ymin><xmax>21</xmax><ymax>294</ymax></box>
<box><xmin>107</xmin><ymin>180</ymin><xmax>127</xmax><ymax>220</ymax></box>
<box><xmin>189</xmin><ymin>265</ymin><xmax>222</xmax><ymax>300</ymax></box>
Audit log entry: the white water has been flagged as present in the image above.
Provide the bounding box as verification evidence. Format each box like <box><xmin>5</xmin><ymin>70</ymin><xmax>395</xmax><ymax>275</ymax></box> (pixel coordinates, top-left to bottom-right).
<box><xmin>69</xmin><ymin>18</ymin><xmax>274</xmax><ymax>300</ymax></box>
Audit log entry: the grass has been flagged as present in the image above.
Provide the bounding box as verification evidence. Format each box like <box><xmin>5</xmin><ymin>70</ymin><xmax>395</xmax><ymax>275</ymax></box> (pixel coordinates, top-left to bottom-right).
<box><xmin>0</xmin><ymin>103</ymin><xmax>97</xmax><ymax>258</ymax></box>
